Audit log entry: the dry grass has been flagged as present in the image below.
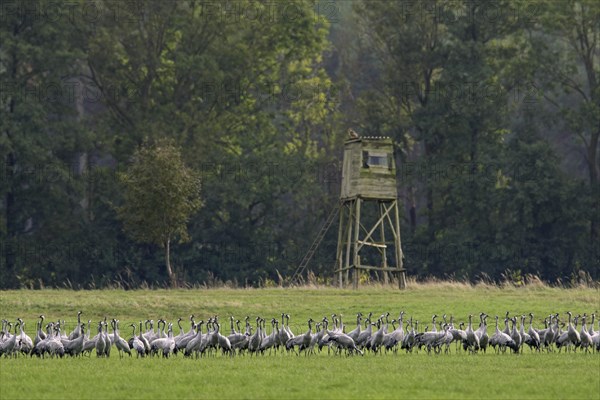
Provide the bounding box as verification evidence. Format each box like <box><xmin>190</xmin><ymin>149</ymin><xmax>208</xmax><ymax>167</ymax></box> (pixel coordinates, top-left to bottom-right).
<box><xmin>20</xmin><ymin>267</ymin><xmax>600</xmax><ymax>291</ymax></box>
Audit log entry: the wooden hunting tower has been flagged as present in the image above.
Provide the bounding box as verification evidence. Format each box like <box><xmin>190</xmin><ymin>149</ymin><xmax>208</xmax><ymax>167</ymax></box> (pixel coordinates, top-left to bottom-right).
<box><xmin>335</xmin><ymin>136</ymin><xmax>407</xmax><ymax>289</ymax></box>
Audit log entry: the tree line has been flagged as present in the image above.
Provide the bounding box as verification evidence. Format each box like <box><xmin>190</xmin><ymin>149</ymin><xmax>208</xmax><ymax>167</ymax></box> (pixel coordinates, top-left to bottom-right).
<box><xmin>1</xmin><ymin>0</ymin><xmax>598</xmax><ymax>288</ymax></box>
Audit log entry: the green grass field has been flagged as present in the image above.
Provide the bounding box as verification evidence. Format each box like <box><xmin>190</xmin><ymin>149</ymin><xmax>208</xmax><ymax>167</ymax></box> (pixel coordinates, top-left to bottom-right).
<box><xmin>1</xmin><ymin>285</ymin><xmax>599</xmax><ymax>399</ymax></box>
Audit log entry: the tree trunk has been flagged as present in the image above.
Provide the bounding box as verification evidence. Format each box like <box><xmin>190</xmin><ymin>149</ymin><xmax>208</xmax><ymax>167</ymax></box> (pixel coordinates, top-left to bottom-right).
<box><xmin>3</xmin><ymin>44</ymin><xmax>19</xmax><ymax>289</ymax></box>
<box><xmin>409</xmin><ymin>186</ymin><xmax>417</xmax><ymax>232</ymax></box>
<box><xmin>3</xmin><ymin>152</ymin><xmax>17</xmax><ymax>289</ymax></box>
<box><xmin>588</xmin><ymin>126</ymin><xmax>599</xmax><ymax>244</ymax></box>
<box><xmin>165</xmin><ymin>238</ymin><xmax>176</xmax><ymax>287</ymax></box>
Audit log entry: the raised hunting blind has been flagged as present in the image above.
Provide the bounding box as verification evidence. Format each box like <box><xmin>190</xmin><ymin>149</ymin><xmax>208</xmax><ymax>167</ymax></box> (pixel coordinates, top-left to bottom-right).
<box><xmin>336</xmin><ymin>136</ymin><xmax>406</xmax><ymax>289</ymax></box>
<box><xmin>291</xmin><ymin>135</ymin><xmax>406</xmax><ymax>289</ymax></box>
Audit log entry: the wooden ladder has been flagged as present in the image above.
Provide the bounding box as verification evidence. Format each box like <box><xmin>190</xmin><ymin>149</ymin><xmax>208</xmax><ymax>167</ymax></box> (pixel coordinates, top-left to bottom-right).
<box><xmin>290</xmin><ymin>202</ymin><xmax>341</xmax><ymax>284</ymax></box>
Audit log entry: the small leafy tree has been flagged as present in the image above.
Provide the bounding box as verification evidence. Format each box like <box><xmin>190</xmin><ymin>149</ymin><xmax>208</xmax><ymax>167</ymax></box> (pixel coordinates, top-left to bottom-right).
<box><xmin>118</xmin><ymin>139</ymin><xmax>202</xmax><ymax>286</ymax></box>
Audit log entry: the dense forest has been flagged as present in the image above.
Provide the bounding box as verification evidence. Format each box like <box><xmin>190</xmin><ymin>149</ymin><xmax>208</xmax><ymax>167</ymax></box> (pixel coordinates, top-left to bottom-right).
<box><xmin>1</xmin><ymin>0</ymin><xmax>598</xmax><ymax>288</ymax></box>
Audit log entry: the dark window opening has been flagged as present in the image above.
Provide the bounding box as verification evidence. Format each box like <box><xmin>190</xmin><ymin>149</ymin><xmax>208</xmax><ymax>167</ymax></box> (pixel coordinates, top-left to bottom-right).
<box><xmin>368</xmin><ymin>155</ymin><xmax>388</xmax><ymax>167</ymax></box>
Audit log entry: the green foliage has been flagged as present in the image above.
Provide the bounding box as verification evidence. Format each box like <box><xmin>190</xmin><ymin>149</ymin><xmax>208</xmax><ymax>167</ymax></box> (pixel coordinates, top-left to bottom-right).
<box><xmin>0</xmin><ymin>0</ymin><xmax>597</xmax><ymax>287</ymax></box>
<box><xmin>349</xmin><ymin>0</ymin><xmax>598</xmax><ymax>281</ymax></box>
<box><xmin>117</xmin><ymin>139</ymin><xmax>201</xmax><ymax>284</ymax></box>
<box><xmin>118</xmin><ymin>139</ymin><xmax>201</xmax><ymax>246</ymax></box>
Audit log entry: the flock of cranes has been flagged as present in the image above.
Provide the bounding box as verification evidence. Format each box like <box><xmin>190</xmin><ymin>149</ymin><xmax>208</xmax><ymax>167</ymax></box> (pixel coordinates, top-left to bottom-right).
<box><xmin>1</xmin><ymin>311</ymin><xmax>599</xmax><ymax>358</ymax></box>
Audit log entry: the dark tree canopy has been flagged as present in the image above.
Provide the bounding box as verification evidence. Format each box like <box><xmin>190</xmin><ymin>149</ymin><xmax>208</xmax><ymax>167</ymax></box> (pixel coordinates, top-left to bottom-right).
<box><xmin>0</xmin><ymin>0</ymin><xmax>597</xmax><ymax>288</ymax></box>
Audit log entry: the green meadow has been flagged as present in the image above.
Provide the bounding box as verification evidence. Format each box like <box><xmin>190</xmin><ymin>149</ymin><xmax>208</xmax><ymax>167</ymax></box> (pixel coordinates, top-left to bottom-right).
<box><xmin>1</xmin><ymin>285</ymin><xmax>598</xmax><ymax>399</ymax></box>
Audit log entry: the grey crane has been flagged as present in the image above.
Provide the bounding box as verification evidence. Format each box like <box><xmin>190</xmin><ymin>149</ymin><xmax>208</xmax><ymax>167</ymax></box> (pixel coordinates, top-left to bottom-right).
<box><xmin>518</xmin><ymin>315</ymin><xmax>532</xmax><ymax>353</ymax></box>
<box><xmin>247</xmin><ymin>317</ymin><xmax>262</xmax><ymax>354</ymax></box>
<box><xmin>387</xmin><ymin>312</ymin><xmax>405</xmax><ymax>351</ymax></box>
<box><xmin>228</xmin><ymin>316</ymin><xmax>248</xmax><ymax>351</ymax></box>
<box><xmin>509</xmin><ymin>317</ymin><xmax>521</xmax><ymax>353</ymax></box>
<box><xmin>95</xmin><ymin>321</ymin><xmax>107</xmax><ymax>357</ymax></box>
<box><xmin>579</xmin><ymin>314</ymin><xmax>593</xmax><ymax>352</ymax></box>
<box><xmin>16</xmin><ymin>318</ymin><xmax>33</xmax><ymax>355</ymax></box>
<box><xmin>475</xmin><ymin>313</ymin><xmax>489</xmax><ymax>353</ymax></box>
<box><xmin>566</xmin><ymin>311</ymin><xmax>581</xmax><ymax>349</ymax></box>
<box><xmin>355</xmin><ymin>315</ymin><xmax>374</xmax><ymax>349</ymax></box>
<box><xmin>64</xmin><ymin>324</ymin><xmax>85</xmax><ymax>357</ymax></box>
<box><xmin>526</xmin><ymin>313</ymin><xmax>541</xmax><ymax>351</ymax></box>
<box><xmin>0</xmin><ymin>321</ymin><xmax>18</xmax><ymax>357</ymax></box>
<box><xmin>278</xmin><ymin>313</ymin><xmax>292</xmax><ymax>347</ymax></box>
<box><xmin>259</xmin><ymin>319</ymin><xmax>279</xmax><ymax>354</ymax></box>
<box><xmin>46</xmin><ymin>323</ymin><xmax>65</xmax><ymax>358</ymax></box>
<box><xmin>175</xmin><ymin>316</ymin><xmax>197</xmax><ymax>351</ymax></box>
<box><xmin>184</xmin><ymin>320</ymin><xmax>204</xmax><ymax>358</ymax></box>
<box><xmin>401</xmin><ymin>317</ymin><xmax>416</xmax><ymax>353</ymax></box>
<box><xmin>465</xmin><ymin>314</ymin><xmax>480</xmax><ymax>353</ymax></box>
<box><xmin>68</xmin><ymin>311</ymin><xmax>83</xmax><ymax>340</ymax></box>
<box><xmin>489</xmin><ymin>315</ymin><xmax>517</xmax><ymax>353</ymax></box>
<box><xmin>326</xmin><ymin>329</ymin><xmax>363</xmax><ymax>356</ymax></box>
<box><xmin>347</xmin><ymin>313</ymin><xmax>362</xmax><ymax>342</ymax></box>
<box><xmin>81</xmin><ymin>320</ymin><xmax>97</xmax><ymax>356</ymax></box>
<box><xmin>151</xmin><ymin>322</ymin><xmax>175</xmax><ymax>358</ymax></box>
<box><xmin>285</xmin><ymin>318</ymin><xmax>313</xmax><ymax>355</ymax></box>
<box><xmin>370</xmin><ymin>313</ymin><xmax>390</xmax><ymax>354</ymax></box>
<box><xmin>543</xmin><ymin>314</ymin><xmax>557</xmax><ymax>350</ymax></box>
<box><xmin>129</xmin><ymin>323</ymin><xmax>146</xmax><ymax>358</ymax></box>
<box><xmin>503</xmin><ymin>312</ymin><xmax>511</xmax><ymax>336</ymax></box>
<box><xmin>112</xmin><ymin>319</ymin><xmax>132</xmax><ymax>358</ymax></box>
<box><xmin>415</xmin><ymin>325</ymin><xmax>447</xmax><ymax>354</ymax></box>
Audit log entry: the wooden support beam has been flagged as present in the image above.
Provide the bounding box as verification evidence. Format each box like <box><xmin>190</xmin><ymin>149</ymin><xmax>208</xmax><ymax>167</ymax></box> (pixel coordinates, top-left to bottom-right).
<box><xmin>357</xmin><ymin>240</ymin><xmax>387</xmax><ymax>248</ymax></box>
<box><xmin>352</xmin><ymin>198</ymin><xmax>361</xmax><ymax>290</ymax></box>
<box><xmin>356</xmin><ymin>201</ymin><xmax>394</xmax><ymax>252</ymax></box>
<box><xmin>335</xmin><ymin>265</ymin><xmax>403</xmax><ymax>273</ymax></box>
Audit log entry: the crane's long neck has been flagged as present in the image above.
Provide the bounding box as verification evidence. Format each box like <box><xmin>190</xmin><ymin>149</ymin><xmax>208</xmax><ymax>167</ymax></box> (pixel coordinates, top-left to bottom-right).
<box><xmin>520</xmin><ymin>316</ymin><xmax>525</xmax><ymax>334</ymax></box>
<box><xmin>529</xmin><ymin>315</ymin><xmax>534</xmax><ymax>328</ymax></box>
